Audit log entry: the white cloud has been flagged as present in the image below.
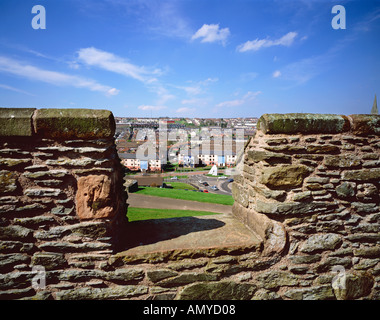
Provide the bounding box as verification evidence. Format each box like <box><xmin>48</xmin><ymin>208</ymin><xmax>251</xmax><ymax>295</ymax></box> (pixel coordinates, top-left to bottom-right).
<box><xmin>150</xmin><ymin>84</ymin><xmax>175</xmax><ymax>105</ymax></box>
<box><xmin>280</xmin><ymin>55</ymin><xmax>328</xmax><ymax>85</ymax></box>
<box><xmin>240</xmin><ymin>72</ymin><xmax>259</xmax><ymax>82</ymax></box>
<box><xmin>273</xmin><ymin>70</ymin><xmax>282</xmax><ymax>78</ymax></box>
<box><xmin>237</xmin><ymin>32</ymin><xmax>298</xmax><ymax>52</ymax></box>
<box><xmin>107</xmin><ymin>88</ymin><xmax>120</xmax><ymax>96</ymax></box>
<box><xmin>181</xmin><ymin>85</ymin><xmax>202</xmax><ymax>96</ymax></box>
<box><xmin>176</xmin><ymin>107</ymin><xmax>195</xmax><ymax>114</ymax></box>
<box><xmin>200</xmin><ymin>77</ymin><xmax>219</xmax><ymax>85</ymax></box>
<box><xmin>138</xmin><ymin>105</ymin><xmax>167</xmax><ymax>111</ymax></box>
<box><xmin>77</xmin><ymin>47</ymin><xmax>161</xmax><ymax>83</ymax></box>
<box><xmin>108</xmin><ymin>0</ymin><xmax>193</xmax><ymax>39</ymax></box>
<box><xmin>77</xmin><ymin>47</ymin><xmax>175</xmax><ymax>105</ymax></box>
<box><xmin>174</xmin><ymin>77</ymin><xmax>218</xmax><ymax>96</ymax></box>
<box><xmin>191</xmin><ymin>24</ymin><xmax>230</xmax><ymax>45</ymax></box>
<box><xmin>150</xmin><ymin>1</ymin><xmax>193</xmax><ymax>39</ymax></box>
<box><xmin>68</xmin><ymin>61</ymin><xmax>80</xmax><ymax>70</ymax></box>
<box><xmin>181</xmin><ymin>98</ymin><xmax>209</xmax><ymax>106</ymax></box>
<box><xmin>0</xmin><ymin>83</ymin><xmax>35</xmax><ymax>96</ymax></box>
<box><xmin>0</xmin><ymin>56</ymin><xmax>118</xmax><ymax>96</ymax></box>
<box><xmin>216</xmin><ymin>91</ymin><xmax>261</xmax><ymax>108</ymax></box>
<box><xmin>277</xmin><ymin>32</ymin><xmax>298</xmax><ymax>46</ymax></box>
<box><xmin>216</xmin><ymin>99</ymin><xmax>244</xmax><ymax>108</ymax></box>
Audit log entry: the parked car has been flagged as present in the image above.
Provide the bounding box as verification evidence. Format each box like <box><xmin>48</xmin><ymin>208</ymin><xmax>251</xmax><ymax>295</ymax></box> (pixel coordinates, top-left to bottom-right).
<box><xmin>218</xmin><ymin>176</ymin><xmax>228</xmax><ymax>179</ymax></box>
<box><xmin>198</xmin><ymin>190</ymin><xmax>203</xmax><ymax>192</ymax></box>
<box><xmin>171</xmin><ymin>176</ymin><xmax>178</xmax><ymax>180</ymax></box>
<box><xmin>211</xmin><ymin>185</ymin><xmax>219</xmax><ymax>191</ymax></box>
<box><xmin>203</xmin><ymin>189</ymin><xmax>209</xmax><ymax>193</ymax></box>
<box><xmin>228</xmin><ymin>179</ymin><xmax>234</xmax><ymax>182</ymax></box>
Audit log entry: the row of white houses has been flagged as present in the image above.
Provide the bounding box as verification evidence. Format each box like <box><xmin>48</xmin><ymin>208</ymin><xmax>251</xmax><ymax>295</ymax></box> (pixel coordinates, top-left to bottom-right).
<box><xmin>119</xmin><ymin>153</ymin><xmax>162</xmax><ymax>172</ymax></box>
<box><xmin>120</xmin><ymin>147</ymin><xmax>238</xmax><ymax>172</ymax></box>
<box><xmin>177</xmin><ymin>150</ymin><xmax>237</xmax><ymax>167</ymax></box>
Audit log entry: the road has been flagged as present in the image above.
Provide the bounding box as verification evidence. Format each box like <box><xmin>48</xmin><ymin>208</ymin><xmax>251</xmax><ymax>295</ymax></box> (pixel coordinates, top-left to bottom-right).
<box><xmin>127</xmin><ymin>193</ymin><xmax>232</xmax><ymax>214</ymax></box>
<box><xmin>184</xmin><ymin>174</ymin><xmax>233</xmax><ymax>195</ymax></box>
<box><xmin>219</xmin><ymin>179</ymin><xmax>233</xmax><ymax>193</ymax></box>
<box><xmin>127</xmin><ymin>171</ymin><xmax>233</xmax><ymax>195</ymax></box>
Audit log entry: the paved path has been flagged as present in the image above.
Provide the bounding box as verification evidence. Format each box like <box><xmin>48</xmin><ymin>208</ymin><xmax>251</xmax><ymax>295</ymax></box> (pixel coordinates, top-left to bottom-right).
<box><xmin>119</xmin><ymin>193</ymin><xmax>262</xmax><ymax>261</ymax></box>
<box><xmin>118</xmin><ymin>213</ymin><xmax>262</xmax><ymax>257</ymax></box>
<box><xmin>127</xmin><ymin>193</ymin><xmax>232</xmax><ymax>214</ymax></box>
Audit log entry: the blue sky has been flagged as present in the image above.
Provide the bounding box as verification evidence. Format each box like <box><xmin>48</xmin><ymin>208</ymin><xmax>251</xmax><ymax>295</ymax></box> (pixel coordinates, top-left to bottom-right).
<box><xmin>0</xmin><ymin>0</ymin><xmax>379</xmax><ymax>118</ymax></box>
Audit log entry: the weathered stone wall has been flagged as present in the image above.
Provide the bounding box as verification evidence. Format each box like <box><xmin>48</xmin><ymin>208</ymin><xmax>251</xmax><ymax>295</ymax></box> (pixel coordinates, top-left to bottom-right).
<box><xmin>232</xmin><ymin>113</ymin><xmax>380</xmax><ymax>300</ymax></box>
<box><xmin>0</xmin><ymin>108</ymin><xmax>128</xmax><ymax>299</ymax></box>
<box><xmin>1</xmin><ymin>109</ymin><xmax>379</xmax><ymax>300</ymax></box>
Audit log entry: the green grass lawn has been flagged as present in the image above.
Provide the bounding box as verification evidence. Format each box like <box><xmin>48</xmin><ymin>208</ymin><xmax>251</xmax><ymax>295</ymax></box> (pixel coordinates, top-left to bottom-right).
<box><xmin>167</xmin><ymin>182</ymin><xmax>197</xmax><ymax>190</ymax></box>
<box><xmin>127</xmin><ymin>207</ymin><xmax>220</xmax><ymax>222</ymax></box>
<box><xmin>164</xmin><ymin>175</ymin><xmax>189</xmax><ymax>180</ymax></box>
<box><xmin>134</xmin><ymin>187</ymin><xmax>234</xmax><ymax>206</ymax></box>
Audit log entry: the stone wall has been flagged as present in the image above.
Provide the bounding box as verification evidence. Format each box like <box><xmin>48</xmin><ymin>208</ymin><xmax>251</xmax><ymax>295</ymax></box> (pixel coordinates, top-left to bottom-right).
<box><xmin>232</xmin><ymin>113</ymin><xmax>380</xmax><ymax>300</ymax></box>
<box><xmin>0</xmin><ymin>108</ymin><xmax>128</xmax><ymax>299</ymax></box>
<box><xmin>1</xmin><ymin>109</ymin><xmax>379</xmax><ymax>300</ymax></box>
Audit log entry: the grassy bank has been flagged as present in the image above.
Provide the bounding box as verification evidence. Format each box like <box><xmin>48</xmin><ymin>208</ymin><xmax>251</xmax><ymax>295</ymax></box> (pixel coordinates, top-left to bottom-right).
<box><xmin>134</xmin><ymin>187</ymin><xmax>234</xmax><ymax>206</ymax></box>
<box><xmin>127</xmin><ymin>207</ymin><xmax>220</xmax><ymax>222</ymax></box>
<box><xmin>164</xmin><ymin>175</ymin><xmax>189</xmax><ymax>180</ymax></box>
<box><xmin>167</xmin><ymin>182</ymin><xmax>197</xmax><ymax>190</ymax></box>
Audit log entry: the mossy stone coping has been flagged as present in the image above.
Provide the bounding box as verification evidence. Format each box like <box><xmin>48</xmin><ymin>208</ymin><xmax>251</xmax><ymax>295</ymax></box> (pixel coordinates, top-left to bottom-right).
<box><xmin>258</xmin><ymin>113</ymin><xmax>380</xmax><ymax>135</ymax></box>
<box><xmin>34</xmin><ymin>108</ymin><xmax>115</xmax><ymax>139</ymax></box>
<box><xmin>258</xmin><ymin>113</ymin><xmax>351</xmax><ymax>134</ymax></box>
<box><xmin>0</xmin><ymin>108</ymin><xmax>115</xmax><ymax>139</ymax></box>
<box><xmin>0</xmin><ymin>108</ymin><xmax>36</xmax><ymax>137</ymax></box>
<box><xmin>349</xmin><ymin>114</ymin><xmax>380</xmax><ymax>135</ymax></box>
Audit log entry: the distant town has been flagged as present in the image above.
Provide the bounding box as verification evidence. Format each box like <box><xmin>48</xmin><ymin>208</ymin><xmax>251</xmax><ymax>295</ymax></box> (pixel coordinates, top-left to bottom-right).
<box><xmin>115</xmin><ymin>117</ymin><xmax>258</xmax><ymax>173</ymax></box>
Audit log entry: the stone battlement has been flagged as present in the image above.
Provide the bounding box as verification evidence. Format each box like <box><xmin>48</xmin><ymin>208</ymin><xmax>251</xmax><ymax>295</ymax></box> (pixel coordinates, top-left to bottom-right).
<box><xmin>0</xmin><ymin>108</ymin><xmax>115</xmax><ymax>139</ymax></box>
<box><xmin>257</xmin><ymin>113</ymin><xmax>380</xmax><ymax>135</ymax></box>
<box><xmin>232</xmin><ymin>113</ymin><xmax>380</xmax><ymax>300</ymax></box>
<box><xmin>0</xmin><ymin>109</ymin><xmax>379</xmax><ymax>300</ymax></box>
<box><xmin>0</xmin><ymin>108</ymin><xmax>129</xmax><ymax>299</ymax></box>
